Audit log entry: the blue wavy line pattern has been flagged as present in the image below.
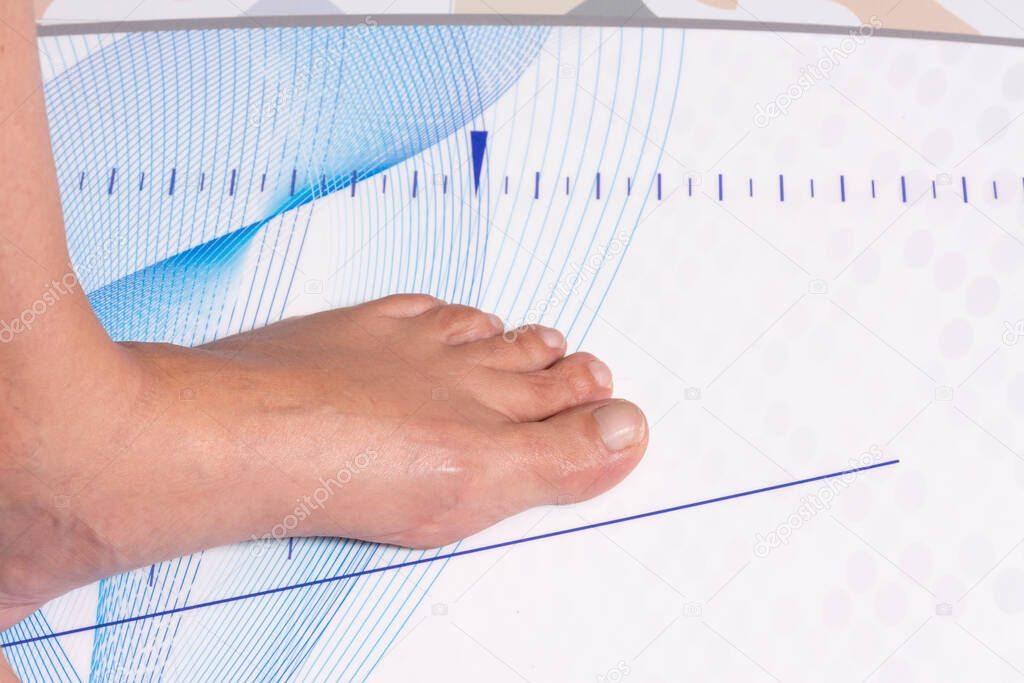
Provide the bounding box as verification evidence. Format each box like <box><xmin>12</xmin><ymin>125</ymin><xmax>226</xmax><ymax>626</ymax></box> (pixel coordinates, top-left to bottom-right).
<box><xmin>2</xmin><ymin>24</ymin><xmax>686</xmax><ymax>681</ymax></box>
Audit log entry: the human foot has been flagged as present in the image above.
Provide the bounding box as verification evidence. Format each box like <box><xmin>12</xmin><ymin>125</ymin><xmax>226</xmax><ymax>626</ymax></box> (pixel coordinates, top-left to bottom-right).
<box><xmin>0</xmin><ymin>294</ymin><xmax>647</xmax><ymax>630</ymax></box>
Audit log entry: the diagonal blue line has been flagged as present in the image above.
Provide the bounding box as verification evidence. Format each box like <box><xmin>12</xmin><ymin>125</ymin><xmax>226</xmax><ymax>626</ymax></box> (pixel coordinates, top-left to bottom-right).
<box><xmin>2</xmin><ymin>459</ymin><xmax>898</xmax><ymax>651</ymax></box>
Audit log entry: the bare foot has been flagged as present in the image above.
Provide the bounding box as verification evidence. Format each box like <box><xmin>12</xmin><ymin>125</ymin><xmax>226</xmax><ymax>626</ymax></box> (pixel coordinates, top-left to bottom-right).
<box><xmin>0</xmin><ymin>294</ymin><xmax>647</xmax><ymax>630</ymax></box>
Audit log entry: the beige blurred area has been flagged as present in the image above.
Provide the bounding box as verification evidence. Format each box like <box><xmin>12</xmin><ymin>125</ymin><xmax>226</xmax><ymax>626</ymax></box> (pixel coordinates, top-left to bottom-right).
<box><xmin>833</xmin><ymin>0</ymin><xmax>975</xmax><ymax>33</ymax></box>
<box><xmin>451</xmin><ymin>0</ymin><xmax>975</xmax><ymax>34</ymax></box>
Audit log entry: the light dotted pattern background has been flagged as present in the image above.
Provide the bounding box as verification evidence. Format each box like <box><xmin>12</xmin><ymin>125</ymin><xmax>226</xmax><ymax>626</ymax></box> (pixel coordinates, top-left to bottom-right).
<box><xmin>360</xmin><ymin>27</ymin><xmax>1024</xmax><ymax>683</ymax></box>
<box><xmin>20</xmin><ymin>3</ymin><xmax>1024</xmax><ymax>682</ymax></box>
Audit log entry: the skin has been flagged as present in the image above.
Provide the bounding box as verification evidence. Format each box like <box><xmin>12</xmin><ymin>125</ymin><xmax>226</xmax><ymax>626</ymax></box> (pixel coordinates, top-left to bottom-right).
<box><xmin>0</xmin><ymin>1</ymin><xmax>649</xmax><ymax>678</ymax></box>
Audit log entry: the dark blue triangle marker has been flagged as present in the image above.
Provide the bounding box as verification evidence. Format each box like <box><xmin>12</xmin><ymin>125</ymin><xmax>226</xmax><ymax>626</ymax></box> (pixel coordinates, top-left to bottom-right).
<box><xmin>470</xmin><ymin>130</ymin><xmax>488</xmax><ymax>195</ymax></box>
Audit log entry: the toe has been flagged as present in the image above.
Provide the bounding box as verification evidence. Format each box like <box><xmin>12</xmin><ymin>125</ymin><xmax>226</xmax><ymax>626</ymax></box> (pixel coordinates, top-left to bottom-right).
<box><xmin>485</xmin><ymin>400</ymin><xmax>648</xmax><ymax>513</ymax></box>
<box><xmin>464</xmin><ymin>324</ymin><xmax>566</xmax><ymax>372</ymax></box>
<box><xmin>361</xmin><ymin>293</ymin><xmax>445</xmax><ymax>318</ymax></box>
<box><xmin>483</xmin><ymin>353</ymin><xmax>614</xmax><ymax>422</ymax></box>
<box><xmin>424</xmin><ymin>304</ymin><xmax>504</xmax><ymax>345</ymax></box>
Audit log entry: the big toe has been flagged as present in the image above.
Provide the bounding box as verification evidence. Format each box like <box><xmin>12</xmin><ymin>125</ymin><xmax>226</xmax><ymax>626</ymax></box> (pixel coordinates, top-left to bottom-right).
<box><xmin>488</xmin><ymin>400</ymin><xmax>648</xmax><ymax>513</ymax></box>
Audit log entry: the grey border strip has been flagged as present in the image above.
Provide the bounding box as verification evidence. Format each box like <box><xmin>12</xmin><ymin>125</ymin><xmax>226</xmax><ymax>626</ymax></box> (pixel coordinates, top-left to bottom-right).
<box><xmin>35</xmin><ymin>14</ymin><xmax>1024</xmax><ymax>47</ymax></box>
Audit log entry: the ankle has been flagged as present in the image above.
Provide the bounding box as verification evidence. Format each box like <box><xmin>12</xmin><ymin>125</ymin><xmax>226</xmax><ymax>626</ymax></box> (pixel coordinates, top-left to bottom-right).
<box><xmin>0</xmin><ymin>480</ymin><xmax>124</xmax><ymax>615</ymax></box>
<box><xmin>0</xmin><ymin>343</ymin><xmax>156</xmax><ymax>611</ymax></box>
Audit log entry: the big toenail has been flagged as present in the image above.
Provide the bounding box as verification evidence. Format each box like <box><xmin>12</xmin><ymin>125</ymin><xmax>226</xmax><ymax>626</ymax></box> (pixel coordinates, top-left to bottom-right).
<box><xmin>538</xmin><ymin>327</ymin><xmax>564</xmax><ymax>349</ymax></box>
<box><xmin>588</xmin><ymin>360</ymin><xmax>613</xmax><ymax>389</ymax></box>
<box><xmin>487</xmin><ymin>314</ymin><xmax>504</xmax><ymax>331</ymax></box>
<box><xmin>594</xmin><ymin>401</ymin><xmax>645</xmax><ymax>451</ymax></box>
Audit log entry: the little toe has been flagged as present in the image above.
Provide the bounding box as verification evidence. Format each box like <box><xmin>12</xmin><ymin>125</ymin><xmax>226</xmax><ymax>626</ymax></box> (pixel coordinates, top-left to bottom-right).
<box><xmin>465</xmin><ymin>324</ymin><xmax>566</xmax><ymax>372</ymax></box>
<box><xmin>483</xmin><ymin>353</ymin><xmax>613</xmax><ymax>422</ymax></box>
<box><xmin>361</xmin><ymin>293</ymin><xmax>446</xmax><ymax>318</ymax></box>
<box><xmin>423</xmin><ymin>304</ymin><xmax>504</xmax><ymax>345</ymax></box>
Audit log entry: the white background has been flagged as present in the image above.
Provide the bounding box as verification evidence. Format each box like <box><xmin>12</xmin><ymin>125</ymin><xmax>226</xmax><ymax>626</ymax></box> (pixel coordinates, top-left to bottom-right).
<box><xmin>348</xmin><ymin>28</ymin><xmax>1024</xmax><ymax>683</ymax></box>
<box><xmin>28</xmin><ymin>4</ymin><xmax>1024</xmax><ymax>681</ymax></box>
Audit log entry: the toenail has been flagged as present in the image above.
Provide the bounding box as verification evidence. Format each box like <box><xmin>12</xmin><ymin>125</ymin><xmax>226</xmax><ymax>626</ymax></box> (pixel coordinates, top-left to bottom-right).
<box><xmin>487</xmin><ymin>314</ymin><xmax>504</xmax><ymax>331</ymax></box>
<box><xmin>538</xmin><ymin>327</ymin><xmax>564</xmax><ymax>349</ymax></box>
<box><xmin>588</xmin><ymin>360</ymin><xmax>613</xmax><ymax>389</ymax></box>
<box><xmin>593</xmin><ymin>401</ymin><xmax>645</xmax><ymax>451</ymax></box>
